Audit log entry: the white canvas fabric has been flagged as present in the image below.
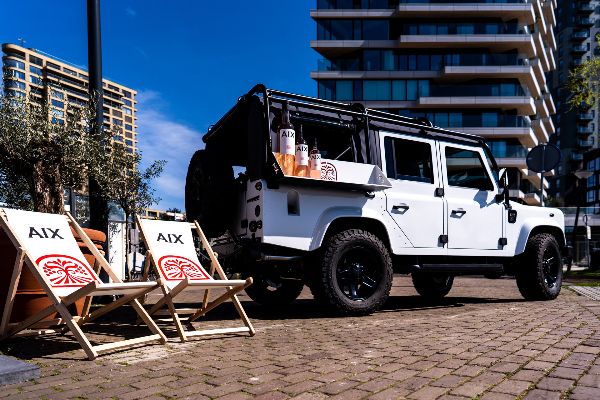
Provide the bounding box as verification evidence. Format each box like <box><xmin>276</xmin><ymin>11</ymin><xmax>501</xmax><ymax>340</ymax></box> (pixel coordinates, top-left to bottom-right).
<box><xmin>2</xmin><ymin>208</ymin><xmax>101</xmax><ymax>297</ymax></box>
<box><xmin>138</xmin><ymin>219</ymin><xmax>213</xmax><ymax>289</ymax></box>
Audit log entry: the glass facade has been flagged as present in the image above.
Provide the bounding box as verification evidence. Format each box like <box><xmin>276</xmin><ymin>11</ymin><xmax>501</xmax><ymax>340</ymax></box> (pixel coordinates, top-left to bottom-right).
<box><xmin>318</xmin><ymin>0</ymin><xmax>523</xmax><ymax>8</ymax></box>
<box><xmin>319</xmin><ymin>51</ymin><xmax>523</xmax><ymax>71</ymax></box>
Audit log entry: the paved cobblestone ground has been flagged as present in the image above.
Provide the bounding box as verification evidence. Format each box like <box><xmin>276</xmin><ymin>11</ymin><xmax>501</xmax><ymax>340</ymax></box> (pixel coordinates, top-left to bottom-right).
<box><xmin>2</xmin><ymin>276</ymin><xmax>600</xmax><ymax>399</ymax></box>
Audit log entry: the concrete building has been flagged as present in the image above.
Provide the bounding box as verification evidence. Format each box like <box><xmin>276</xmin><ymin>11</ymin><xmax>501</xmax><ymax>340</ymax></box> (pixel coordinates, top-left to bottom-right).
<box><xmin>311</xmin><ymin>0</ymin><xmax>557</xmax><ymax>205</ymax></box>
<box><xmin>550</xmin><ymin>0</ymin><xmax>599</xmax><ymax>206</ymax></box>
<box><xmin>2</xmin><ymin>43</ymin><xmax>138</xmax><ymax>154</ymax></box>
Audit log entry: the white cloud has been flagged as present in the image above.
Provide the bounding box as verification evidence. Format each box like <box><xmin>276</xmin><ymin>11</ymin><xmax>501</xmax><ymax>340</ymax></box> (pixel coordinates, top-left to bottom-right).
<box><xmin>125</xmin><ymin>7</ymin><xmax>137</xmax><ymax>17</ymax></box>
<box><xmin>136</xmin><ymin>90</ymin><xmax>204</xmax><ymax>211</ymax></box>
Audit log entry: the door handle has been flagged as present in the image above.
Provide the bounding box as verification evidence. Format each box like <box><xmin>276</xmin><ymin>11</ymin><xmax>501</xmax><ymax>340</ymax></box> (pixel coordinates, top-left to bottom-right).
<box><xmin>392</xmin><ymin>203</ymin><xmax>410</xmax><ymax>211</ymax></box>
<box><xmin>451</xmin><ymin>208</ymin><xmax>467</xmax><ymax>216</ymax></box>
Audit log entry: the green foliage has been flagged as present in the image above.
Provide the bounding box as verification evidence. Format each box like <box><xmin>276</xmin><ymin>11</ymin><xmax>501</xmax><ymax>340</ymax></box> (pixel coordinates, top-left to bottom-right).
<box><xmin>567</xmin><ymin>39</ymin><xmax>600</xmax><ymax>110</ymax></box>
<box><xmin>0</xmin><ymin>90</ymin><xmax>111</xmax><ymax>212</ymax></box>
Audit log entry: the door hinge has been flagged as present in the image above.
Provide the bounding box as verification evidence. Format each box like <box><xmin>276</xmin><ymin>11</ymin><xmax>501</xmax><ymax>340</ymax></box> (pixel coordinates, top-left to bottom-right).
<box><xmin>435</xmin><ymin>187</ymin><xmax>445</xmax><ymax>197</ymax></box>
<box><xmin>498</xmin><ymin>237</ymin><xmax>507</xmax><ymax>246</ymax></box>
<box><xmin>439</xmin><ymin>234</ymin><xmax>448</xmax><ymax>244</ymax></box>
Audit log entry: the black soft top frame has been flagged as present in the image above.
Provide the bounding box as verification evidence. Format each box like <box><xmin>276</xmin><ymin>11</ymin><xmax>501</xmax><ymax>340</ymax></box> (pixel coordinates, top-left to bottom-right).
<box><xmin>203</xmin><ymin>84</ymin><xmax>499</xmax><ymax>180</ymax></box>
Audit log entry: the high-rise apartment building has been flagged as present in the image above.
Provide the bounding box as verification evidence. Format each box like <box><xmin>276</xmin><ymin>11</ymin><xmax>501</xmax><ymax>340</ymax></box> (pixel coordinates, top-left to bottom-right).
<box><xmin>2</xmin><ymin>43</ymin><xmax>138</xmax><ymax>154</ymax></box>
<box><xmin>550</xmin><ymin>0</ymin><xmax>598</xmax><ymax>205</ymax></box>
<box><xmin>311</xmin><ymin>0</ymin><xmax>557</xmax><ymax>205</ymax></box>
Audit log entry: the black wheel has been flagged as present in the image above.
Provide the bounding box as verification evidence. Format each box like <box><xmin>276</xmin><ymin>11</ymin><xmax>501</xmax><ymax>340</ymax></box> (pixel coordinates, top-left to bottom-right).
<box><xmin>411</xmin><ymin>273</ymin><xmax>454</xmax><ymax>301</ymax></box>
<box><xmin>317</xmin><ymin>229</ymin><xmax>393</xmax><ymax>315</ymax></box>
<box><xmin>244</xmin><ymin>276</ymin><xmax>304</xmax><ymax>306</ymax></box>
<box><xmin>484</xmin><ymin>272</ymin><xmax>503</xmax><ymax>279</ymax></box>
<box><xmin>516</xmin><ymin>233</ymin><xmax>562</xmax><ymax>300</ymax></box>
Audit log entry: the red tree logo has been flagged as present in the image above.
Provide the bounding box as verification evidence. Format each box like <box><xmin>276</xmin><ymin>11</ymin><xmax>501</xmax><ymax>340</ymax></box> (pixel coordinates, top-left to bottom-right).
<box><xmin>157</xmin><ymin>255</ymin><xmax>211</xmax><ymax>281</ymax></box>
<box><xmin>321</xmin><ymin>161</ymin><xmax>337</xmax><ymax>181</ymax></box>
<box><xmin>36</xmin><ymin>254</ymin><xmax>98</xmax><ymax>288</ymax></box>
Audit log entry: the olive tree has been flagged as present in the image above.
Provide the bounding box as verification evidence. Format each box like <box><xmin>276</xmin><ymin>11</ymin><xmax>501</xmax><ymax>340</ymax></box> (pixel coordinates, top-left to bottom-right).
<box><xmin>0</xmin><ymin>90</ymin><xmax>110</xmax><ymax>213</ymax></box>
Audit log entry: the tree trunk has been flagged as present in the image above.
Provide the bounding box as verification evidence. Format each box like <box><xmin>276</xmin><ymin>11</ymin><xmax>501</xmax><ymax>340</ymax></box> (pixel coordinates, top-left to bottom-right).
<box><xmin>31</xmin><ymin>160</ymin><xmax>64</xmax><ymax>214</ymax></box>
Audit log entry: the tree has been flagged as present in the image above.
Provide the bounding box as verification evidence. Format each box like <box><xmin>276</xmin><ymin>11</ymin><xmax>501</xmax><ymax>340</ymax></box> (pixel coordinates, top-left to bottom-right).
<box><xmin>567</xmin><ymin>41</ymin><xmax>600</xmax><ymax>110</ymax></box>
<box><xmin>0</xmin><ymin>90</ymin><xmax>110</xmax><ymax>213</ymax></box>
<box><xmin>97</xmin><ymin>142</ymin><xmax>165</xmax><ymax>277</ymax></box>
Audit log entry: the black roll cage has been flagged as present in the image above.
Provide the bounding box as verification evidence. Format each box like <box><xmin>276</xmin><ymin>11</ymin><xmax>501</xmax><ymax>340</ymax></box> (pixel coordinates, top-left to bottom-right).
<box><xmin>203</xmin><ymin>83</ymin><xmax>500</xmax><ymax>176</ymax></box>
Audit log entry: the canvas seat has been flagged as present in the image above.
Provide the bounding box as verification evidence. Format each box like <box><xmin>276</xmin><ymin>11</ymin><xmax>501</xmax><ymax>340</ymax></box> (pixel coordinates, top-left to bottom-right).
<box><xmin>0</xmin><ymin>208</ymin><xmax>167</xmax><ymax>360</ymax></box>
<box><xmin>136</xmin><ymin>217</ymin><xmax>254</xmax><ymax>341</ymax></box>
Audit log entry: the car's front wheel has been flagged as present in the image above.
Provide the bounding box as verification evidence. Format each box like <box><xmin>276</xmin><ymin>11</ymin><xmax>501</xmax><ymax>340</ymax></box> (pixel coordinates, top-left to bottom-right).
<box><xmin>516</xmin><ymin>233</ymin><xmax>562</xmax><ymax>300</ymax></box>
<box><xmin>317</xmin><ymin>229</ymin><xmax>393</xmax><ymax>315</ymax></box>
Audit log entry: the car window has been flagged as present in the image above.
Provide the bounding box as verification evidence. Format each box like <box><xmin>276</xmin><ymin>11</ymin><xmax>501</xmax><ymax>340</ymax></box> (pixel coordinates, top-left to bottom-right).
<box><xmin>384</xmin><ymin>136</ymin><xmax>433</xmax><ymax>183</ymax></box>
<box><xmin>445</xmin><ymin>146</ymin><xmax>494</xmax><ymax>191</ymax></box>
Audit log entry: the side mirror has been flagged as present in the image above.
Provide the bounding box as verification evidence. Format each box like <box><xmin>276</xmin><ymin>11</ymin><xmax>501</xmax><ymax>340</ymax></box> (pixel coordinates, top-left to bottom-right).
<box><xmin>495</xmin><ymin>168</ymin><xmax>511</xmax><ymax>208</ymax></box>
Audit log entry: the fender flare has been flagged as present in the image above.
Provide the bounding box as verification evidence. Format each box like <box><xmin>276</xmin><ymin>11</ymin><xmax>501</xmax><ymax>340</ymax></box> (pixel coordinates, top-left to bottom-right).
<box><xmin>308</xmin><ymin>206</ymin><xmax>410</xmax><ymax>251</ymax></box>
<box><xmin>515</xmin><ymin>218</ymin><xmax>566</xmax><ymax>255</ymax></box>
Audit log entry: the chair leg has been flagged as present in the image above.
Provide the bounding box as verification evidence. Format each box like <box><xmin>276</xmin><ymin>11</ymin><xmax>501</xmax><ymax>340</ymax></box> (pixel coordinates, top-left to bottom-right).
<box><xmin>53</xmin><ymin>302</ymin><xmax>98</xmax><ymax>360</ymax></box>
<box><xmin>187</xmin><ymin>281</ymin><xmax>251</xmax><ymax>323</ymax></box>
<box><xmin>129</xmin><ymin>299</ymin><xmax>167</xmax><ymax>344</ymax></box>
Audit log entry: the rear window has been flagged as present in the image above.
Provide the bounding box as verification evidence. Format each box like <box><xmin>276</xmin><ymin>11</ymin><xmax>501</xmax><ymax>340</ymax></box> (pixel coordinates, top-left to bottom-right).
<box><xmin>384</xmin><ymin>136</ymin><xmax>434</xmax><ymax>183</ymax></box>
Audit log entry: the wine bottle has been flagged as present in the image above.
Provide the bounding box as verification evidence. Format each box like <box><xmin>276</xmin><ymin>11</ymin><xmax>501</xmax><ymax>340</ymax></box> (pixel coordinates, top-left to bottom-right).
<box><xmin>278</xmin><ymin>101</ymin><xmax>295</xmax><ymax>175</ymax></box>
<box><xmin>309</xmin><ymin>138</ymin><xmax>322</xmax><ymax>179</ymax></box>
<box><xmin>295</xmin><ymin>125</ymin><xmax>309</xmax><ymax>177</ymax></box>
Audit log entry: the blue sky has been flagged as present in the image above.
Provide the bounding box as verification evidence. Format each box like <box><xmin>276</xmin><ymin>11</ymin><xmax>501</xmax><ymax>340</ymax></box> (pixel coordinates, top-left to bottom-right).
<box><xmin>0</xmin><ymin>1</ymin><xmax>317</xmax><ymax>210</ymax></box>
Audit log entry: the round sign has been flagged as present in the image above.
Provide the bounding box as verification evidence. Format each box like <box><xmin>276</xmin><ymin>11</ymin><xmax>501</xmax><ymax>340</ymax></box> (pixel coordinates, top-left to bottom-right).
<box><xmin>526</xmin><ymin>143</ymin><xmax>562</xmax><ymax>173</ymax></box>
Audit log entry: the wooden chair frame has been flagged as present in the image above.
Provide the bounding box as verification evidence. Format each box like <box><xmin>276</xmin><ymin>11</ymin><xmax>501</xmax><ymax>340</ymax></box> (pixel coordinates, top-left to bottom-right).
<box><xmin>136</xmin><ymin>216</ymin><xmax>255</xmax><ymax>342</ymax></box>
<box><xmin>0</xmin><ymin>210</ymin><xmax>167</xmax><ymax>360</ymax></box>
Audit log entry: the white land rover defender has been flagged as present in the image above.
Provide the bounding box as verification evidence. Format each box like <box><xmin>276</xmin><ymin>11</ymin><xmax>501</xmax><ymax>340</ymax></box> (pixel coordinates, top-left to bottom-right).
<box><xmin>185</xmin><ymin>85</ymin><xmax>565</xmax><ymax>315</ymax></box>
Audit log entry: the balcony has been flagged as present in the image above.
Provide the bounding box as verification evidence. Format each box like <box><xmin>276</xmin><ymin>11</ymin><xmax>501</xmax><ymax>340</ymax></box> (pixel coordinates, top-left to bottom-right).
<box><xmin>579</xmin><ymin>139</ymin><xmax>594</xmax><ymax>148</ymax></box>
<box><xmin>572</xmin><ymin>45</ymin><xmax>588</xmax><ymax>54</ymax></box>
<box><xmin>577</xmin><ymin>18</ymin><xmax>595</xmax><ymax>27</ymax></box>
<box><xmin>577</xmin><ymin>3</ymin><xmax>595</xmax><ymax>14</ymax></box>
<box><xmin>572</xmin><ymin>59</ymin><xmax>583</xmax><ymax>68</ymax></box>
<box><xmin>572</xmin><ymin>153</ymin><xmax>584</xmax><ymax>161</ymax></box>
<box><xmin>578</xmin><ymin>126</ymin><xmax>594</xmax><ymax>135</ymax></box>
<box><xmin>571</xmin><ymin>31</ymin><xmax>590</xmax><ymax>41</ymax></box>
<box><xmin>578</xmin><ymin>112</ymin><xmax>594</xmax><ymax>121</ymax></box>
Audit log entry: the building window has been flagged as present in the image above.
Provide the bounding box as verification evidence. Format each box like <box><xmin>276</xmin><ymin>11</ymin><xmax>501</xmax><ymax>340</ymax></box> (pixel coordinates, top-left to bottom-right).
<box><xmin>335</xmin><ymin>80</ymin><xmax>353</xmax><ymax>100</ymax></box>
<box><xmin>113</xmin><ymin>118</ymin><xmax>123</xmax><ymax>126</ymax></box>
<box><xmin>29</xmin><ymin>65</ymin><xmax>43</xmax><ymax>75</ymax></box>
<box><xmin>51</xmin><ymin>99</ymin><xmax>64</xmax><ymax>108</ymax></box>
<box><xmin>123</xmin><ymin>107</ymin><xmax>132</xmax><ymax>115</ymax></box>
<box><xmin>5</xmin><ymin>59</ymin><xmax>25</xmax><ymax>69</ymax></box>
<box><xmin>113</xmin><ymin>110</ymin><xmax>122</xmax><ymax>118</ymax></box>
<box><xmin>125</xmin><ymin>124</ymin><xmax>133</xmax><ymax>131</ymax></box>
<box><xmin>29</xmin><ymin>76</ymin><xmax>42</xmax><ymax>85</ymax></box>
<box><xmin>64</xmin><ymin>68</ymin><xmax>77</xmax><ymax>76</ymax></box>
<box><xmin>5</xmin><ymin>80</ymin><xmax>26</xmax><ymax>90</ymax></box>
<box><xmin>46</xmin><ymin>62</ymin><xmax>61</xmax><ymax>70</ymax></box>
<box><xmin>29</xmin><ymin>55</ymin><xmax>43</xmax><ymax>66</ymax></box>
<box><xmin>52</xmin><ymin>109</ymin><xmax>64</xmax><ymax>118</ymax></box>
<box><xmin>364</xmin><ymin>80</ymin><xmax>391</xmax><ymax>100</ymax></box>
<box><xmin>9</xmin><ymin>69</ymin><xmax>25</xmax><ymax>80</ymax></box>
<box><xmin>51</xmin><ymin>89</ymin><xmax>64</xmax><ymax>99</ymax></box>
<box><xmin>123</xmin><ymin>99</ymin><xmax>132</xmax><ymax>107</ymax></box>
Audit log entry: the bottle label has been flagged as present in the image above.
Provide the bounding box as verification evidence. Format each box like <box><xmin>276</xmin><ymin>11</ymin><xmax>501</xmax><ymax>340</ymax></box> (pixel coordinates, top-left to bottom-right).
<box><xmin>296</xmin><ymin>144</ymin><xmax>308</xmax><ymax>166</ymax></box>
<box><xmin>310</xmin><ymin>153</ymin><xmax>322</xmax><ymax>170</ymax></box>
<box><xmin>279</xmin><ymin>129</ymin><xmax>295</xmax><ymax>155</ymax></box>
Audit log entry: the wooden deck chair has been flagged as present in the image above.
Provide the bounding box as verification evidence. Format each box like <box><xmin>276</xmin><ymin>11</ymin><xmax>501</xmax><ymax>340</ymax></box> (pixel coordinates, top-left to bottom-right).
<box><xmin>0</xmin><ymin>208</ymin><xmax>167</xmax><ymax>360</ymax></box>
<box><xmin>136</xmin><ymin>216</ymin><xmax>255</xmax><ymax>342</ymax></box>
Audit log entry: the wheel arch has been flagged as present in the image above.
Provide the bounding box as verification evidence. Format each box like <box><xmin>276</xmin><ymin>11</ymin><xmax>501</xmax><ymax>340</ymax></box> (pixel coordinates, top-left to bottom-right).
<box><xmin>515</xmin><ymin>223</ymin><xmax>566</xmax><ymax>255</ymax></box>
<box><xmin>309</xmin><ymin>209</ymin><xmax>392</xmax><ymax>252</ymax></box>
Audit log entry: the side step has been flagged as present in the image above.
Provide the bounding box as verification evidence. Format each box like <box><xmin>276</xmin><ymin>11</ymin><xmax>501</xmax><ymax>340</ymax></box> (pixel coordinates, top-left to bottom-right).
<box><xmin>410</xmin><ymin>264</ymin><xmax>504</xmax><ymax>275</ymax></box>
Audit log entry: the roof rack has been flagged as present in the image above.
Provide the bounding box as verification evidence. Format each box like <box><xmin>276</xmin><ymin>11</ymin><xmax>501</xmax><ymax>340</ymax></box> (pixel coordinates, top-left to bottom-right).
<box><xmin>205</xmin><ymin>84</ymin><xmax>498</xmax><ymax>170</ymax></box>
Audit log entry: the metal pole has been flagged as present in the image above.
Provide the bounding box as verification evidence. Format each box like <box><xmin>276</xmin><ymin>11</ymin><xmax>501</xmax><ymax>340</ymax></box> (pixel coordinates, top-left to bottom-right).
<box><xmin>540</xmin><ymin>172</ymin><xmax>544</xmax><ymax>207</ymax></box>
<box><xmin>87</xmin><ymin>0</ymin><xmax>107</xmax><ymax>233</ymax></box>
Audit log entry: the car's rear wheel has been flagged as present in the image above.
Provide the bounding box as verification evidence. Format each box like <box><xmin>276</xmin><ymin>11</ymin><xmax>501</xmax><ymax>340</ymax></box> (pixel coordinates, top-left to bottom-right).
<box><xmin>411</xmin><ymin>273</ymin><xmax>454</xmax><ymax>301</ymax></box>
<box><xmin>516</xmin><ymin>233</ymin><xmax>562</xmax><ymax>300</ymax></box>
<box><xmin>317</xmin><ymin>229</ymin><xmax>393</xmax><ymax>315</ymax></box>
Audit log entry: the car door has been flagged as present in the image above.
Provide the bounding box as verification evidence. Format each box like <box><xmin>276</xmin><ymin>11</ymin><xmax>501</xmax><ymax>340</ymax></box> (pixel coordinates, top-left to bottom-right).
<box><xmin>440</xmin><ymin>142</ymin><xmax>504</xmax><ymax>250</ymax></box>
<box><xmin>381</xmin><ymin>132</ymin><xmax>445</xmax><ymax>250</ymax></box>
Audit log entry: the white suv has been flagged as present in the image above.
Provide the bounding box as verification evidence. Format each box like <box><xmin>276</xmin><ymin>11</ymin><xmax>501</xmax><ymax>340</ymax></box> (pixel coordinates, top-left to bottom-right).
<box><xmin>185</xmin><ymin>85</ymin><xmax>565</xmax><ymax>315</ymax></box>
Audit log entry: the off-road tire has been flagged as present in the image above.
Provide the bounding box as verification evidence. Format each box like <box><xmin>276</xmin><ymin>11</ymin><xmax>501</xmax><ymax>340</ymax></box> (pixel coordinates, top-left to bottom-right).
<box><xmin>411</xmin><ymin>273</ymin><xmax>454</xmax><ymax>301</ymax></box>
<box><xmin>516</xmin><ymin>233</ymin><xmax>562</xmax><ymax>300</ymax></box>
<box><xmin>244</xmin><ymin>277</ymin><xmax>304</xmax><ymax>307</ymax></box>
<box><xmin>318</xmin><ymin>229</ymin><xmax>393</xmax><ymax>315</ymax></box>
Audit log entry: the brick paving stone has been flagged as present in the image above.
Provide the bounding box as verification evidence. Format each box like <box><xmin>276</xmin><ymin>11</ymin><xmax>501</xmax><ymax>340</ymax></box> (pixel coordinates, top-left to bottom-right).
<box><xmin>489</xmin><ymin>362</ymin><xmax>521</xmax><ymax>374</ymax></box>
<box><xmin>491</xmin><ymin>379</ymin><xmax>532</xmax><ymax>395</ymax></box>
<box><xmin>450</xmin><ymin>381</ymin><xmax>490</xmax><ymax>398</ymax></box>
<box><xmin>429</xmin><ymin>374</ymin><xmax>466</xmax><ymax>388</ymax></box>
<box><xmin>570</xmin><ymin>385</ymin><xmax>600</xmax><ymax>400</ymax></box>
<box><xmin>511</xmin><ymin>369</ymin><xmax>546</xmax><ymax>382</ymax></box>
<box><xmin>453</xmin><ymin>365</ymin><xmax>484</xmax><ymax>377</ymax></box>
<box><xmin>549</xmin><ymin>366</ymin><xmax>585</xmax><ymax>380</ymax></box>
<box><xmin>578</xmin><ymin>374</ymin><xmax>600</xmax><ymax>388</ymax></box>
<box><xmin>480</xmin><ymin>392</ymin><xmax>515</xmax><ymax>400</ymax></box>
<box><xmin>535</xmin><ymin>376</ymin><xmax>574</xmax><ymax>392</ymax></box>
<box><xmin>524</xmin><ymin>389</ymin><xmax>562</xmax><ymax>400</ymax></box>
<box><xmin>407</xmin><ymin>385</ymin><xmax>448</xmax><ymax>400</ymax></box>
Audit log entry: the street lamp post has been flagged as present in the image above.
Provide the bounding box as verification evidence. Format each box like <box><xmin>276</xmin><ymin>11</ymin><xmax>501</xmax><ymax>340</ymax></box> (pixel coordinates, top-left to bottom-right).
<box><xmin>87</xmin><ymin>0</ymin><xmax>108</xmax><ymax>234</ymax></box>
<box><xmin>568</xmin><ymin>169</ymin><xmax>594</xmax><ymax>272</ymax></box>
